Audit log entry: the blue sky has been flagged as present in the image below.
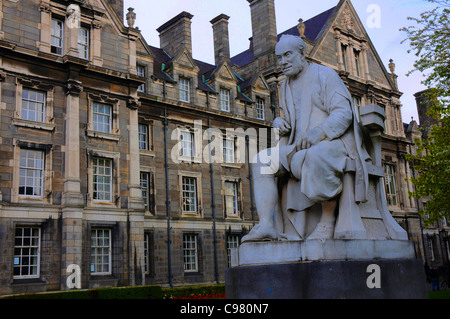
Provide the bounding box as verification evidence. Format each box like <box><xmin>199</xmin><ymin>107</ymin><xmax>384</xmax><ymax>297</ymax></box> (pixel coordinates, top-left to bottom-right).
<box><xmin>124</xmin><ymin>0</ymin><xmax>437</xmax><ymax>125</ymax></box>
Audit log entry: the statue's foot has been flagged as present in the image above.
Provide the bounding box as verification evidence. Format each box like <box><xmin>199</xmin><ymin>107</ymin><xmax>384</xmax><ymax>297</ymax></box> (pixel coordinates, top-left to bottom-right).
<box><xmin>307</xmin><ymin>222</ymin><xmax>335</xmax><ymax>240</ymax></box>
<box><xmin>242</xmin><ymin>224</ymin><xmax>278</xmax><ymax>243</ymax></box>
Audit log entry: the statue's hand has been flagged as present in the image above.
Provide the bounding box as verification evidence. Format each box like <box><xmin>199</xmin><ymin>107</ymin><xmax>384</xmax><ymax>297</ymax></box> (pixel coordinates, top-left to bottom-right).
<box><xmin>273</xmin><ymin>118</ymin><xmax>291</xmax><ymax>136</ymax></box>
<box><xmin>296</xmin><ymin>127</ymin><xmax>326</xmax><ymax>150</ymax></box>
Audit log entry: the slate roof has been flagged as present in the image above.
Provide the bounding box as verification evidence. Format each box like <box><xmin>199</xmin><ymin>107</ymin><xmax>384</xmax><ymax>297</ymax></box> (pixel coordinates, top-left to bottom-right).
<box><xmin>231</xmin><ymin>5</ymin><xmax>338</xmax><ymax>67</ymax></box>
<box><xmin>148</xmin><ymin>45</ymin><xmax>176</xmax><ymax>83</ymax></box>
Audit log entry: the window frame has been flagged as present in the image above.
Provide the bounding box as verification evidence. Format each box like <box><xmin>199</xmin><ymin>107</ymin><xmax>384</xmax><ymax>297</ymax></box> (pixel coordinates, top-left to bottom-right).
<box><xmin>12</xmin><ymin>141</ymin><xmax>53</xmax><ymax>204</ymax></box>
<box><xmin>222</xmin><ymin>176</ymin><xmax>242</xmax><ymax>219</ymax></box>
<box><xmin>90</xmin><ymin>228</ymin><xmax>112</xmax><ymax>275</ymax></box>
<box><xmin>223</xmin><ymin>136</ymin><xmax>236</xmax><ymax>164</ymax></box>
<box><xmin>18</xmin><ymin>148</ymin><xmax>45</xmax><ymax>199</ymax></box>
<box><xmin>78</xmin><ymin>26</ymin><xmax>90</xmax><ymax>60</ymax></box>
<box><xmin>226</xmin><ymin>234</ymin><xmax>240</xmax><ymax>268</ymax></box>
<box><xmin>93</xmin><ymin>102</ymin><xmax>112</xmax><ymax>134</ymax></box>
<box><xmin>136</xmin><ymin>65</ymin><xmax>146</xmax><ymax>93</ymax></box>
<box><xmin>87</xmin><ymin>94</ymin><xmax>120</xmax><ymax>141</ymax></box>
<box><xmin>180</xmin><ymin>130</ymin><xmax>195</xmax><ymax>159</ymax></box>
<box><xmin>143</xmin><ymin>232</ymin><xmax>152</xmax><ymax>275</ymax></box>
<box><xmin>183</xmin><ymin>233</ymin><xmax>199</xmax><ymax>273</ymax></box>
<box><xmin>341</xmin><ymin>43</ymin><xmax>348</xmax><ymax>72</ymax></box>
<box><xmin>220</xmin><ymin>88</ymin><xmax>231</xmax><ymax>112</ymax></box>
<box><xmin>13</xmin><ymin>79</ymin><xmax>56</xmax><ymax>131</ymax></box>
<box><xmin>354</xmin><ymin>49</ymin><xmax>361</xmax><ymax>77</ymax></box>
<box><xmin>13</xmin><ymin>225</ymin><xmax>41</xmax><ymax>279</ymax></box>
<box><xmin>255</xmin><ymin>97</ymin><xmax>265</xmax><ymax>121</ymax></box>
<box><xmin>51</xmin><ymin>18</ymin><xmax>64</xmax><ymax>56</ymax></box>
<box><xmin>92</xmin><ymin>157</ymin><xmax>113</xmax><ymax>203</ymax></box>
<box><xmin>182</xmin><ymin>176</ymin><xmax>198</xmax><ymax>215</ymax></box>
<box><xmin>179</xmin><ymin>171</ymin><xmax>202</xmax><ymax>217</ymax></box>
<box><xmin>383</xmin><ymin>163</ymin><xmax>398</xmax><ymax>207</ymax></box>
<box><xmin>87</xmin><ymin>149</ymin><xmax>120</xmax><ymax>207</ymax></box>
<box><xmin>138</xmin><ymin>123</ymin><xmax>149</xmax><ymax>151</ymax></box>
<box><xmin>179</xmin><ymin>77</ymin><xmax>190</xmax><ymax>103</ymax></box>
<box><xmin>140</xmin><ymin>171</ymin><xmax>155</xmax><ymax>214</ymax></box>
<box><xmin>224</xmin><ymin>181</ymin><xmax>239</xmax><ymax>218</ymax></box>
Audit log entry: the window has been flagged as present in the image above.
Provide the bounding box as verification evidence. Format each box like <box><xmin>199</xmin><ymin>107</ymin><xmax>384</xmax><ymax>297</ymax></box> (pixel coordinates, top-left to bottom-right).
<box><xmin>21</xmin><ymin>88</ymin><xmax>46</xmax><ymax>123</ymax></box>
<box><xmin>179</xmin><ymin>77</ymin><xmax>190</xmax><ymax>103</ymax></box>
<box><xmin>140</xmin><ymin>171</ymin><xmax>155</xmax><ymax>213</ymax></box>
<box><xmin>180</xmin><ymin>131</ymin><xmax>195</xmax><ymax>158</ymax></box>
<box><xmin>384</xmin><ymin>164</ymin><xmax>398</xmax><ymax>206</ymax></box>
<box><xmin>428</xmin><ymin>237</ymin><xmax>435</xmax><ymax>261</ymax></box>
<box><xmin>183</xmin><ymin>234</ymin><xmax>198</xmax><ymax>273</ymax></box>
<box><xmin>354</xmin><ymin>49</ymin><xmax>361</xmax><ymax>77</ymax></box>
<box><xmin>182</xmin><ymin>176</ymin><xmax>197</xmax><ymax>214</ymax></box>
<box><xmin>87</xmin><ymin>94</ymin><xmax>120</xmax><ymax>141</ymax></box>
<box><xmin>137</xmin><ymin>66</ymin><xmax>146</xmax><ymax>92</ymax></box>
<box><xmin>220</xmin><ymin>89</ymin><xmax>230</xmax><ymax>112</ymax></box>
<box><xmin>341</xmin><ymin>44</ymin><xmax>348</xmax><ymax>71</ymax></box>
<box><xmin>19</xmin><ymin>149</ymin><xmax>45</xmax><ymax>197</ymax></box>
<box><xmin>352</xmin><ymin>95</ymin><xmax>362</xmax><ymax>122</ymax></box>
<box><xmin>223</xmin><ymin>137</ymin><xmax>235</xmax><ymax>164</ymax></box>
<box><xmin>13</xmin><ymin>226</ymin><xmax>41</xmax><ymax>278</ymax></box>
<box><xmin>93</xmin><ymin>157</ymin><xmax>112</xmax><ymax>202</ymax></box>
<box><xmin>138</xmin><ymin>124</ymin><xmax>149</xmax><ymax>151</ymax></box>
<box><xmin>93</xmin><ymin>103</ymin><xmax>112</xmax><ymax>134</ymax></box>
<box><xmin>90</xmin><ymin>228</ymin><xmax>112</xmax><ymax>275</ymax></box>
<box><xmin>51</xmin><ymin>19</ymin><xmax>63</xmax><ymax>55</ymax></box>
<box><xmin>144</xmin><ymin>232</ymin><xmax>151</xmax><ymax>275</ymax></box>
<box><xmin>256</xmin><ymin>98</ymin><xmax>265</xmax><ymax>120</ymax></box>
<box><xmin>78</xmin><ymin>27</ymin><xmax>89</xmax><ymax>59</ymax></box>
<box><xmin>226</xmin><ymin>234</ymin><xmax>239</xmax><ymax>268</ymax></box>
<box><xmin>224</xmin><ymin>181</ymin><xmax>239</xmax><ymax>218</ymax></box>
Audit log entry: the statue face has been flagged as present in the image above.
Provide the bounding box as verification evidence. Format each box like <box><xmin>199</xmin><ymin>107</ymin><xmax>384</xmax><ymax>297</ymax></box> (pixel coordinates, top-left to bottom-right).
<box><xmin>275</xmin><ymin>39</ymin><xmax>306</xmax><ymax>78</ymax></box>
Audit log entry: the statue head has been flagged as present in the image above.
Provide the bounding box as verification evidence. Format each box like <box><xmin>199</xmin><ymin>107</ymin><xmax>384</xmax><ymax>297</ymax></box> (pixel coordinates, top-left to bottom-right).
<box><xmin>275</xmin><ymin>35</ymin><xmax>307</xmax><ymax>78</ymax></box>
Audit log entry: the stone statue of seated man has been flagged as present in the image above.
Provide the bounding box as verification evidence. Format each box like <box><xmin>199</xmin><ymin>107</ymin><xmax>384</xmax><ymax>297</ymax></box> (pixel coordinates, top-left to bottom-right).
<box><xmin>242</xmin><ymin>35</ymin><xmax>370</xmax><ymax>242</ymax></box>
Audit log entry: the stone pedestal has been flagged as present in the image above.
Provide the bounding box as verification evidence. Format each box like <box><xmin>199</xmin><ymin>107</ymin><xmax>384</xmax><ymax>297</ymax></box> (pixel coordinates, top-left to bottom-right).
<box><xmin>225</xmin><ymin>240</ymin><xmax>428</xmax><ymax>299</ymax></box>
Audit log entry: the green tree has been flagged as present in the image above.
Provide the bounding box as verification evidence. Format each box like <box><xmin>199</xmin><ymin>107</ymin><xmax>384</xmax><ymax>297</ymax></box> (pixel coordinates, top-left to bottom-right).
<box><xmin>401</xmin><ymin>0</ymin><xmax>450</xmax><ymax>226</ymax></box>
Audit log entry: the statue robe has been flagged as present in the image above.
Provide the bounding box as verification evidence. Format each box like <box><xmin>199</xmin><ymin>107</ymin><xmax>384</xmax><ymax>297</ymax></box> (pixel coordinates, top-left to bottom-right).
<box><xmin>277</xmin><ymin>63</ymin><xmax>370</xmax><ymax>213</ymax></box>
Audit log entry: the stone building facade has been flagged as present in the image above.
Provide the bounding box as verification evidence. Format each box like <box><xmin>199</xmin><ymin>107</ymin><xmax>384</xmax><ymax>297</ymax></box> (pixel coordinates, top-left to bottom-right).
<box><xmin>0</xmin><ymin>0</ymin><xmax>425</xmax><ymax>295</ymax></box>
<box><xmin>404</xmin><ymin>91</ymin><xmax>449</xmax><ymax>269</ymax></box>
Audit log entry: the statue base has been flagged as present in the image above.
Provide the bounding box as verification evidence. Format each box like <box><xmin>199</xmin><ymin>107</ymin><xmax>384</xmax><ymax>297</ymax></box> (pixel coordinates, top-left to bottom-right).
<box><xmin>225</xmin><ymin>240</ymin><xmax>427</xmax><ymax>299</ymax></box>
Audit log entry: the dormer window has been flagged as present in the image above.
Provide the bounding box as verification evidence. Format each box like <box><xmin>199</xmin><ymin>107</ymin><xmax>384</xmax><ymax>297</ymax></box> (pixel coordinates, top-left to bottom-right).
<box><xmin>220</xmin><ymin>89</ymin><xmax>231</xmax><ymax>112</ymax></box>
<box><xmin>179</xmin><ymin>77</ymin><xmax>190</xmax><ymax>103</ymax></box>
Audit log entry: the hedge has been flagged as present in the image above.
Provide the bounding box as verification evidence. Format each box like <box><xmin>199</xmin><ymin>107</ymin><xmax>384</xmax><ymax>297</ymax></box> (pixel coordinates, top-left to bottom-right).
<box><xmin>162</xmin><ymin>284</ymin><xmax>225</xmax><ymax>299</ymax></box>
<box><xmin>1</xmin><ymin>284</ymin><xmax>226</xmax><ymax>299</ymax></box>
<box><xmin>2</xmin><ymin>285</ymin><xmax>163</xmax><ymax>299</ymax></box>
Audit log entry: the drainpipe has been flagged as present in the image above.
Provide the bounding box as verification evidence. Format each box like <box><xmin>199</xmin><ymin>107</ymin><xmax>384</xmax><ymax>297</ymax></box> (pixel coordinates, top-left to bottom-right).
<box><xmin>246</xmin><ymin>133</ymin><xmax>256</xmax><ymax>226</ymax></box>
<box><xmin>207</xmin><ymin>118</ymin><xmax>219</xmax><ymax>284</ymax></box>
<box><xmin>163</xmin><ymin>106</ymin><xmax>173</xmax><ymax>287</ymax></box>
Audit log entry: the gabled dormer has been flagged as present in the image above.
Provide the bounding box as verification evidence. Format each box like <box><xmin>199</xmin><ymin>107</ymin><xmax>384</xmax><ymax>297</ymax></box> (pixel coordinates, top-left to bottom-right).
<box><xmin>238</xmin><ymin>73</ymin><xmax>271</xmax><ymax>121</ymax></box>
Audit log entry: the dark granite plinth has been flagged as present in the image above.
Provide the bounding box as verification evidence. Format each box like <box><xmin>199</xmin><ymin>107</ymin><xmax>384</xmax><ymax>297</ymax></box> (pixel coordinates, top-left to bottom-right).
<box><xmin>225</xmin><ymin>259</ymin><xmax>427</xmax><ymax>299</ymax></box>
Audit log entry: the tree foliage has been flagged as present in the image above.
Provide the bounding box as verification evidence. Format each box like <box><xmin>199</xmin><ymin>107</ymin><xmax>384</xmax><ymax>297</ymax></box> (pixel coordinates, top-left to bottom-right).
<box><xmin>401</xmin><ymin>0</ymin><xmax>450</xmax><ymax>225</ymax></box>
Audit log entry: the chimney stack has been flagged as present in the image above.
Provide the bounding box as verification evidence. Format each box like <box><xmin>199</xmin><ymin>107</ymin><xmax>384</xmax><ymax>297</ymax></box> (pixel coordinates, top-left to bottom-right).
<box><xmin>157</xmin><ymin>11</ymin><xmax>194</xmax><ymax>58</ymax></box>
<box><xmin>247</xmin><ymin>0</ymin><xmax>278</xmax><ymax>58</ymax></box>
<box><xmin>210</xmin><ymin>14</ymin><xmax>231</xmax><ymax>66</ymax></box>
